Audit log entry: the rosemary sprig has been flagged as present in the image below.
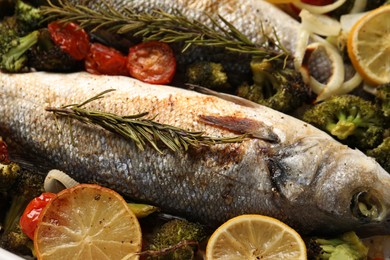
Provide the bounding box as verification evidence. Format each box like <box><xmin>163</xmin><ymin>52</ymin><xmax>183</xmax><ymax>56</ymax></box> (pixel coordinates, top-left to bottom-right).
<box><xmin>41</xmin><ymin>0</ymin><xmax>288</xmax><ymax>60</ymax></box>
<box><xmin>46</xmin><ymin>90</ymin><xmax>247</xmax><ymax>154</ymax></box>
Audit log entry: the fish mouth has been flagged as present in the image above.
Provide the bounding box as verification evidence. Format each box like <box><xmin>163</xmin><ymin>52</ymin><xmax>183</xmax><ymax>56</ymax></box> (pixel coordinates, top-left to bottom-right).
<box><xmin>351</xmin><ymin>191</ymin><xmax>384</xmax><ymax>223</ymax></box>
<box><xmin>351</xmin><ymin>190</ymin><xmax>390</xmax><ymax>236</ymax></box>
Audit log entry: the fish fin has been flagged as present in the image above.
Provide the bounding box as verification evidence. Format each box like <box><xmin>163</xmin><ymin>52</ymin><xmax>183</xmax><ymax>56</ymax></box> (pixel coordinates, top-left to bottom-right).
<box><xmin>9</xmin><ymin>151</ymin><xmax>53</xmax><ymax>176</ymax></box>
<box><xmin>186</xmin><ymin>84</ymin><xmax>259</xmax><ymax>108</ymax></box>
<box><xmin>199</xmin><ymin>115</ymin><xmax>280</xmax><ymax>143</ymax></box>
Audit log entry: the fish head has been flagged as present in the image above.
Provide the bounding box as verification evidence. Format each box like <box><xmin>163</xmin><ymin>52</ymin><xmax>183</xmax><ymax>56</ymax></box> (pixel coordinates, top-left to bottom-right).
<box><xmin>313</xmin><ymin>147</ymin><xmax>390</xmax><ymax>235</ymax></box>
<box><xmin>269</xmin><ymin>136</ymin><xmax>390</xmax><ymax>235</ymax></box>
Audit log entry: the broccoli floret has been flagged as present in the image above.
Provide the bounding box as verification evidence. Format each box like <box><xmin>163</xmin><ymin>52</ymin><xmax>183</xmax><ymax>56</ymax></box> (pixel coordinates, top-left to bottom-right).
<box><xmin>307</xmin><ymin>232</ymin><xmax>368</xmax><ymax>260</ymax></box>
<box><xmin>0</xmin><ymin>164</ymin><xmax>45</xmax><ymax>257</ymax></box>
<box><xmin>367</xmin><ymin>137</ymin><xmax>390</xmax><ymax>173</ymax></box>
<box><xmin>147</xmin><ymin>219</ymin><xmax>206</xmax><ymax>259</ymax></box>
<box><xmin>15</xmin><ymin>0</ymin><xmax>43</xmax><ymax>34</ymax></box>
<box><xmin>1</xmin><ymin>30</ymin><xmax>39</xmax><ymax>72</ymax></box>
<box><xmin>236</xmin><ymin>59</ymin><xmax>311</xmax><ymax>113</ymax></box>
<box><xmin>302</xmin><ymin>95</ymin><xmax>385</xmax><ymax>151</ymax></box>
<box><xmin>185</xmin><ymin>61</ymin><xmax>230</xmax><ymax>90</ymax></box>
<box><xmin>27</xmin><ymin>28</ymin><xmax>82</xmax><ymax>72</ymax></box>
<box><xmin>375</xmin><ymin>83</ymin><xmax>390</xmax><ymax>119</ymax></box>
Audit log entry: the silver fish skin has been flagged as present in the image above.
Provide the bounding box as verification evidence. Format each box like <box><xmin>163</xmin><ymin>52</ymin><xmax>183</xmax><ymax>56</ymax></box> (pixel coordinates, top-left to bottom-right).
<box><xmin>1</xmin><ymin>71</ymin><xmax>389</xmax><ymax>235</ymax></box>
<box><xmin>71</xmin><ymin>0</ymin><xmax>300</xmax><ymax>53</ymax></box>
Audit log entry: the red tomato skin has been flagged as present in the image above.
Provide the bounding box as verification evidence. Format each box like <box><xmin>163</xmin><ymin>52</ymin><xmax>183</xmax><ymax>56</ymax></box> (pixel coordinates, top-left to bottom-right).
<box><xmin>48</xmin><ymin>21</ymin><xmax>90</xmax><ymax>61</ymax></box>
<box><xmin>301</xmin><ymin>0</ymin><xmax>334</xmax><ymax>5</ymax></box>
<box><xmin>127</xmin><ymin>41</ymin><xmax>176</xmax><ymax>84</ymax></box>
<box><xmin>20</xmin><ymin>192</ymin><xmax>57</xmax><ymax>240</ymax></box>
<box><xmin>0</xmin><ymin>139</ymin><xmax>9</xmax><ymax>164</ymax></box>
<box><xmin>85</xmin><ymin>43</ymin><xmax>129</xmax><ymax>76</ymax></box>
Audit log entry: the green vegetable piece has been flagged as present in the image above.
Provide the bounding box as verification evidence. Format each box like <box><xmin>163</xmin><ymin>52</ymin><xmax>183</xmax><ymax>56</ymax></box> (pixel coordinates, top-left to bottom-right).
<box><xmin>308</xmin><ymin>232</ymin><xmax>368</xmax><ymax>260</ymax></box>
<box><xmin>186</xmin><ymin>61</ymin><xmax>229</xmax><ymax>90</ymax></box>
<box><xmin>302</xmin><ymin>95</ymin><xmax>385</xmax><ymax>150</ymax></box>
<box><xmin>367</xmin><ymin>137</ymin><xmax>390</xmax><ymax>173</ymax></box>
<box><xmin>1</xmin><ymin>30</ymin><xmax>39</xmax><ymax>72</ymax></box>
<box><xmin>127</xmin><ymin>203</ymin><xmax>159</xmax><ymax>218</ymax></box>
<box><xmin>148</xmin><ymin>219</ymin><xmax>206</xmax><ymax>259</ymax></box>
<box><xmin>236</xmin><ymin>59</ymin><xmax>310</xmax><ymax>113</ymax></box>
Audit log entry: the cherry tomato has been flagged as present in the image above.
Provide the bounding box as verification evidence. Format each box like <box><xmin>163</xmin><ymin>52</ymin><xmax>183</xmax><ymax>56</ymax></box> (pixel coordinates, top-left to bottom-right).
<box><xmin>20</xmin><ymin>192</ymin><xmax>57</xmax><ymax>240</ymax></box>
<box><xmin>0</xmin><ymin>139</ymin><xmax>9</xmax><ymax>164</ymax></box>
<box><xmin>301</xmin><ymin>0</ymin><xmax>334</xmax><ymax>5</ymax></box>
<box><xmin>85</xmin><ymin>43</ymin><xmax>129</xmax><ymax>76</ymax></box>
<box><xmin>127</xmin><ymin>41</ymin><xmax>176</xmax><ymax>84</ymax></box>
<box><xmin>48</xmin><ymin>21</ymin><xmax>90</xmax><ymax>61</ymax></box>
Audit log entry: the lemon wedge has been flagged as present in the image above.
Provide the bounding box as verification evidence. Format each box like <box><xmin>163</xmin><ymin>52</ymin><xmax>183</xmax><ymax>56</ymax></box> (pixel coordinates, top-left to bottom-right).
<box><xmin>34</xmin><ymin>184</ymin><xmax>142</xmax><ymax>260</ymax></box>
<box><xmin>205</xmin><ymin>214</ymin><xmax>307</xmax><ymax>260</ymax></box>
<box><xmin>347</xmin><ymin>5</ymin><xmax>390</xmax><ymax>86</ymax></box>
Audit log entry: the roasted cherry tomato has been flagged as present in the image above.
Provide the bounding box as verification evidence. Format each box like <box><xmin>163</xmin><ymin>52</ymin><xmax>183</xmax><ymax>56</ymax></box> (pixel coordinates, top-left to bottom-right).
<box><xmin>48</xmin><ymin>21</ymin><xmax>90</xmax><ymax>61</ymax></box>
<box><xmin>301</xmin><ymin>0</ymin><xmax>334</xmax><ymax>4</ymax></box>
<box><xmin>0</xmin><ymin>139</ymin><xmax>9</xmax><ymax>164</ymax></box>
<box><xmin>127</xmin><ymin>41</ymin><xmax>176</xmax><ymax>84</ymax></box>
<box><xmin>20</xmin><ymin>192</ymin><xmax>57</xmax><ymax>240</ymax></box>
<box><xmin>85</xmin><ymin>43</ymin><xmax>129</xmax><ymax>76</ymax></box>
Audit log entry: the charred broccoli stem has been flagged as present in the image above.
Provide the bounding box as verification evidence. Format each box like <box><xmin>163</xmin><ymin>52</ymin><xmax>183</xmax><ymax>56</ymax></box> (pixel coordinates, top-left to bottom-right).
<box><xmin>147</xmin><ymin>219</ymin><xmax>206</xmax><ymax>260</ymax></box>
<box><xmin>185</xmin><ymin>61</ymin><xmax>229</xmax><ymax>90</ymax></box>
<box><xmin>236</xmin><ymin>59</ymin><xmax>310</xmax><ymax>113</ymax></box>
<box><xmin>302</xmin><ymin>95</ymin><xmax>385</xmax><ymax>151</ymax></box>
<box><xmin>27</xmin><ymin>28</ymin><xmax>82</xmax><ymax>72</ymax></box>
<box><xmin>367</xmin><ymin>136</ymin><xmax>390</xmax><ymax>173</ymax></box>
<box><xmin>307</xmin><ymin>231</ymin><xmax>368</xmax><ymax>260</ymax></box>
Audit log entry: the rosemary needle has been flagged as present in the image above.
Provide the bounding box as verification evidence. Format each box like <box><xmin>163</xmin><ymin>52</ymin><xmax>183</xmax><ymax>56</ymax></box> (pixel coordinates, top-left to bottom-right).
<box><xmin>41</xmin><ymin>0</ymin><xmax>288</xmax><ymax>61</ymax></box>
<box><xmin>46</xmin><ymin>90</ymin><xmax>247</xmax><ymax>154</ymax></box>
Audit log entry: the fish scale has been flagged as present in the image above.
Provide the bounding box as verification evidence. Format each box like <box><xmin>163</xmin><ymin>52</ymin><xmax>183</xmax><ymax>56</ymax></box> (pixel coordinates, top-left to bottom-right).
<box><xmin>1</xmin><ymin>71</ymin><xmax>390</xmax><ymax>235</ymax></box>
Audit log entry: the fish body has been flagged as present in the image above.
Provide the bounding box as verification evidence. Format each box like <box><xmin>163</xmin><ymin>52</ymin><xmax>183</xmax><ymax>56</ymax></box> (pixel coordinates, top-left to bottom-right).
<box><xmin>1</xmin><ymin>71</ymin><xmax>389</xmax><ymax>235</ymax></box>
<box><xmin>72</xmin><ymin>0</ymin><xmax>300</xmax><ymax>53</ymax></box>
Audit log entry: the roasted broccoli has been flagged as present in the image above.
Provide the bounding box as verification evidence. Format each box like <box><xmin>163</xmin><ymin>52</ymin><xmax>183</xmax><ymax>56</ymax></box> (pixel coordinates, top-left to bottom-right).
<box><xmin>367</xmin><ymin>136</ymin><xmax>390</xmax><ymax>173</ymax></box>
<box><xmin>185</xmin><ymin>61</ymin><xmax>230</xmax><ymax>90</ymax></box>
<box><xmin>0</xmin><ymin>0</ymin><xmax>45</xmax><ymax>72</ymax></box>
<box><xmin>0</xmin><ymin>163</ymin><xmax>45</xmax><ymax>257</ymax></box>
<box><xmin>302</xmin><ymin>95</ymin><xmax>385</xmax><ymax>151</ymax></box>
<box><xmin>27</xmin><ymin>28</ymin><xmax>82</xmax><ymax>72</ymax></box>
<box><xmin>307</xmin><ymin>231</ymin><xmax>368</xmax><ymax>260</ymax></box>
<box><xmin>147</xmin><ymin>219</ymin><xmax>206</xmax><ymax>259</ymax></box>
<box><xmin>236</xmin><ymin>59</ymin><xmax>311</xmax><ymax>113</ymax></box>
<box><xmin>14</xmin><ymin>0</ymin><xmax>43</xmax><ymax>34</ymax></box>
<box><xmin>375</xmin><ymin>83</ymin><xmax>390</xmax><ymax>119</ymax></box>
<box><xmin>1</xmin><ymin>30</ymin><xmax>39</xmax><ymax>72</ymax></box>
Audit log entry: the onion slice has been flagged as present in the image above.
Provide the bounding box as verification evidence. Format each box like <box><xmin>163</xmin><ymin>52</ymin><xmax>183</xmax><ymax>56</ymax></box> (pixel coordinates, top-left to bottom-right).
<box><xmin>300</xmin><ymin>9</ymin><xmax>341</xmax><ymax>36</ymax></box>
<box><xmin>44</xmin><ymin>169</ymin><xmax>79</xmax><ymax>193</ymax></box>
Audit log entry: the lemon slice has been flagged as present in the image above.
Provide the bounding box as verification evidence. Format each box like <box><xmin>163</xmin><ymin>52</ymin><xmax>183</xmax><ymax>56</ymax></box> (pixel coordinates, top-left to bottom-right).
<box><xmin>347</xmin><ymin>5</ymin><xmax>390</xmax><ymax>86</ymax></box>
<box><xmin>34</xmin><ymin>184</ymin><xmax>142</xmax><ymax>260</ymax></box>
<box><xmin>205</xmin><ymin>214</ymin><xmax>306</xmax><ymax>260</ymax></box>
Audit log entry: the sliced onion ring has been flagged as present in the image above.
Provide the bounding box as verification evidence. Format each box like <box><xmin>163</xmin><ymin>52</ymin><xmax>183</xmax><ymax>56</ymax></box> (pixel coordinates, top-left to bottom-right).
<box><xmin>300</xmin><ymin>9</ymin><xmax>341</xmax><ymax>36</ymax></box>
<box><xmin>44</xmin><ymin>169</ymin><xmax>79</xmax><ymax>193</ymax></box>
<box><xmin>305</xmin><ymin>38</ymin><xmax>345</xmax><ymax>101</ymax></box>
<box><xmin>293</xmin><ymin>0</ymin><xmax>347</xmax><ymax>14</ymax></box>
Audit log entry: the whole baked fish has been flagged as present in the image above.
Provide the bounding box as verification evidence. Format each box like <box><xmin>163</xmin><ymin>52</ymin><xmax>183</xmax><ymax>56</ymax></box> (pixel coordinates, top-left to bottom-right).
<box><xmin>0</xmin><ymin>71</ymin><xmax>389</xmax><ymax>235</ymax></box>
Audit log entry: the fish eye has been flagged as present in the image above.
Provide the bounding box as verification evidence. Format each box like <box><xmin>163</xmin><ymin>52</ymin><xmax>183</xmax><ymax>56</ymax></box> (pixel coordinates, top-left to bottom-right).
<box><xmin>351</xmin><ymin>191</ymin><xmax>383</xmax><ymax>222</ymax></box>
